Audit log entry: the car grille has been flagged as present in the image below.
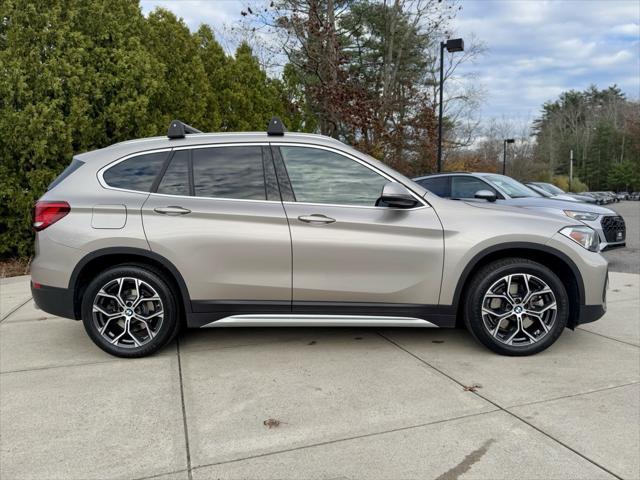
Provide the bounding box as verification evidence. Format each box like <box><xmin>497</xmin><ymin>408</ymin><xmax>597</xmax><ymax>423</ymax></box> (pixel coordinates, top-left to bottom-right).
<box><xmin>601</xmin><ymin>215</ymin><xmax>626</xmax><ymax>242</ymax></box>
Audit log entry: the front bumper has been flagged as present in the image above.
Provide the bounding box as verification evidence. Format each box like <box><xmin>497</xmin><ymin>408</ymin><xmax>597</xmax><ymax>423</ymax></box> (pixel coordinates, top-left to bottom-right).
<box><xmin>31</xmin><ymin>282</ymin><xmax>77</xmax><ymax>320</ymax></box>
<box><xmin>582</xmin><ymin>215</ymin><xmax>626</xmax><ymax>250</ymax></box>
<box><xmin>572</xmin><ymin>268</ymin><xmax>608</xmax><ymax>327</ymax></box>
<box><xmin>575</xmin><ymin>305</ymin><xmax>606</xmax><ymax>326</ymax></box>
<box><xmin>547</xmin><ymin>232</ymin><xmax>609</xmax><ymax>328</ymax></box>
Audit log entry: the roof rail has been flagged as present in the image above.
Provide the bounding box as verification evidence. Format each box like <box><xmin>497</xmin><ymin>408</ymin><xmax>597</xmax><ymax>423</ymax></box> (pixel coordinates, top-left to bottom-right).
<box><xmin>267</xmin><ymin>116</ymin><xmax>286</xmax><ymax>136</ymax></box>
<box><xmin>168</xmin><ymin>120</ymin><xmax>202</xmax><ymax>139</ymax></box>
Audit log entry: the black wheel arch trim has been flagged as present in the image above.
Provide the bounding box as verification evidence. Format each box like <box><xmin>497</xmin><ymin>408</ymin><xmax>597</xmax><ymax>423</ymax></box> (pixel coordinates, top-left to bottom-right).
<box><xmin>452</xmin><ymin>241</ymin><xmax>586</xmax><ymax>314</ymax></box>
<box><xmin>68</xmin><ymin>247</ymin><xmax>193</xmax><ymax>318</ymax></box>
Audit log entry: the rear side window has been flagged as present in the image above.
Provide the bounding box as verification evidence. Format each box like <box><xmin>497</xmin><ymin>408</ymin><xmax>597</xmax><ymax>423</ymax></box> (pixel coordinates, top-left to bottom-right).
<box><xmin>157</xmin><ymin>151</ymin><xmax>190</xmax><ymax>196</ymax></box>
<box><xmin>103</xmin><ymin>151</ymin><xmax>169</xmax><ymax>192</ymax></box>
<box><xmin>417</xmin><ymin>177</ymin><xmax>450</xmax><ymax>197</ymax></box>
<box><xmin>48</xmin><ymin>159</ymin><xmax>84</xmax><ymax>191</ymax></box>
<box><xmin>192</xmin><ymin>146</ymin><xmax>265</xmax><ymax>200</ymax></box>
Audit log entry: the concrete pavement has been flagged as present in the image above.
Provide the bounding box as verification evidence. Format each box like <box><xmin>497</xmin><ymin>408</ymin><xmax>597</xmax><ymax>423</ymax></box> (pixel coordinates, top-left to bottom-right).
<box><xmin>1</xmin><ymin>273</ymin><xmax>638</xmax><ymax>479</ymax></box>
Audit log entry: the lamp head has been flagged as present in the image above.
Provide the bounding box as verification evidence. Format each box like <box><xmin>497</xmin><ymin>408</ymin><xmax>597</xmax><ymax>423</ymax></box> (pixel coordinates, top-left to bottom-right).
<box><xmin>445</xmin><ymin>38</ymin><xmax>464</xmax><ymax>53</ymax></box>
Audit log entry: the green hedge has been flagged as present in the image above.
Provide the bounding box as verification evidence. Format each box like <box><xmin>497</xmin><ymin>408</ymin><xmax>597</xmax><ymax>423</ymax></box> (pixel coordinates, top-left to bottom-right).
<box><xmin>0</xmin><ymin>0</ymin><xmax>295</xmax><ymax>259</ymax></box>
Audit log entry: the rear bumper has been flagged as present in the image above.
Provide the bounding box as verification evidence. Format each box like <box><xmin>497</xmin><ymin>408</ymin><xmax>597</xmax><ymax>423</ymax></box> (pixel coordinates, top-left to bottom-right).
<box><xmin>31</xmin><ymin>282</ymin><xmax>77</xmax><ymax>320</ymax></box>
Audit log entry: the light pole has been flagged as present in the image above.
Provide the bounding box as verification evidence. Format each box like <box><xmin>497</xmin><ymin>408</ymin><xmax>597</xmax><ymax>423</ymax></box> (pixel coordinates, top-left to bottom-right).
<box><xmin>569</xmin><ymin>149</ymin><xmax>573</xmax><ymax>191</ymax></box>
<box><xmin>502</xmin><ymin>139</ymin><xmax>515</xmax><ymax>175</ymax></box>
<box><xmin>437</xmin><ymin>38</ymin><xmax>464</xmax><ymax>173</ymax></box>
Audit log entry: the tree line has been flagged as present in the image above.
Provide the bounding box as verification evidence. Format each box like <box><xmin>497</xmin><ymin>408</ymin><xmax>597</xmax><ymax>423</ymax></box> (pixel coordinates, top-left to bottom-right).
<box><xmin>533</xmin><ymin>86</ymin><xmax>640</xmax><ymax>192</ymax></box>
<box><xmin>447</xmin><ymin>85</ymin><xmax>640</xmax><ymax>193</ymax></box>
<box><xmin>1</xmin><ymin>0</ymin><xmax>637</xmax><ymax>262</ymax></box>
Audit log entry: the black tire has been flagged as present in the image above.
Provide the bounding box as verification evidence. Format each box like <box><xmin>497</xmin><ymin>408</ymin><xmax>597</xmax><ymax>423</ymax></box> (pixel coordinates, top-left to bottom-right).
<box><xmin>463</xmin><ymin>257</ymin><xmax>568</xmax><ymax>356</ymax></box>
<box><xmin>81</xmin><ymin>264</ymin><xmax>180</xmax><ymax>358</ymax></box>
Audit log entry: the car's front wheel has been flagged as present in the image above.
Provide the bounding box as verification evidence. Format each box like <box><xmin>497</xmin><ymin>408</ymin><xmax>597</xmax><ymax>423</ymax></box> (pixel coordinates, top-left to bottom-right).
<box><xmin>81</xmin><ymin>265</ymin><xmax>180</xmax><ymax>358</ymax></box>
<box><xmin>464</xmin><ymin>258</ymin><xmax>568</xmax><ymax>356</ymax></box>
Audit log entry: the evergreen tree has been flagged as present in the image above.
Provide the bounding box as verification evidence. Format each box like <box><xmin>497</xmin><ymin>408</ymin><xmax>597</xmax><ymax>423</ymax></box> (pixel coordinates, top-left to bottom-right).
<box><xmin>0</xmin><ymin>0</ymin><xmax>161</xmax><ymax>257</ymax></box>
<box><xmin>219</xmin><ymin>42</ymin><xmax>288</xmax><ymax>131</ymax></box>
<box><xmin>143</xmin><ymin>8</ymin><xmax>208</xmax><ymax>132</ymax></box>
<box><xmin>0</xmin><ymin>1</ymin><xmax>297</xmax><ymax>259</ymax></box>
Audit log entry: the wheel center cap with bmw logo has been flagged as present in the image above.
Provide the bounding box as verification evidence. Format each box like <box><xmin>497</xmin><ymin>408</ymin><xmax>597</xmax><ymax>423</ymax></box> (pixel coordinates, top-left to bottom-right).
<box><xmin>514</xmin><ymin>306</ymin><xmax>523</xmax><ymax>314</ymax></box>
<box><xmin>125</xmin><ymin>308</ymin><xmax>133</xmax><ymax>316</ymax></box>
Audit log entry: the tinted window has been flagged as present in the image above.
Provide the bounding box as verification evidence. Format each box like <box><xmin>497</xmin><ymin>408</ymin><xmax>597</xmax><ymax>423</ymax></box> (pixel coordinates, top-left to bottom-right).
<box><xmin>451</xmin><ymin>176</ymin><xmax>495</xmax><ymax>198</ymax></box>
<box><xmin>48</xmin><ymin>158</ymin><xmax>84</xmax><ymax>191</ymax></box>
<box><xmin>193</xmin><ymin>146</ymin><xmax>265</xmax><ymax>200</ymax></box>
<box><xmin>157</xmin><ymin>151</ymin><xmax>190</xmax><ymax>196</ymax></box>
<box><xmin>103</xmin><ymin>152</ymin><xmax>168</xmax><ymax>192</ymax></box>
<box><xmin>280</xmin><ymin>146</ymin><xmax>387</xmax><ymax>206</ymax></box>
<box><xmin>417</xmin><ymin>177</ymin><xmax>449</xmax><ymax>197</ymax></box>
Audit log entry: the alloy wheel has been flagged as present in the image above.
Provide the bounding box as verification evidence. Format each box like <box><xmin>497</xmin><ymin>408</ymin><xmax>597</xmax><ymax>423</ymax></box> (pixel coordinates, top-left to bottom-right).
<box><xmin>481</xmin><ymin>273</ymin><xmax>557</xmax><ymax>346</ymax></box>
<box><xmin>92</xmin><ymin>277</ymin><xmax>164</xmax><ymax>348</ymax></box>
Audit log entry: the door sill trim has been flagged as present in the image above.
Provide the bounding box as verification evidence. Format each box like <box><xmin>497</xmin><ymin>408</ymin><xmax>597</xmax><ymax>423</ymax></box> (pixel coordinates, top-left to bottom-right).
<box><xmin>200</xmin><ymin>314</ymin><xmax>438</xmax><ymax>328</ymax></box>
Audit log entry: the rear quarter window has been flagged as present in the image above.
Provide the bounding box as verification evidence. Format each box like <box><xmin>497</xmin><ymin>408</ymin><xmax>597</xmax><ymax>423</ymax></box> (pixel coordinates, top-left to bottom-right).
<box><xmin>103</xmin><ymin>151</ymin><xmax>169</xmax><ymax>192</ymax></box>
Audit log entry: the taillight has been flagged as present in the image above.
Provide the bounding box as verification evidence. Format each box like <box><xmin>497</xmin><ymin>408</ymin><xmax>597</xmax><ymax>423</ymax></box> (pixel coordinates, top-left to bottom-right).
<box><xmin>33</xmin><ymin>201</ymin><xmax>70</xmax><ymax>231</ymax></box>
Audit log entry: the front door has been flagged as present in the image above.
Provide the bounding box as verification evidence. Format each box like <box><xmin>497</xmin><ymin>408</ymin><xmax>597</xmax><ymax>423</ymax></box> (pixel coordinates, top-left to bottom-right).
<box><xmin>272</xmin><ymin>145</ymin><xmax>444</xmax><ymax>312</ymax></box>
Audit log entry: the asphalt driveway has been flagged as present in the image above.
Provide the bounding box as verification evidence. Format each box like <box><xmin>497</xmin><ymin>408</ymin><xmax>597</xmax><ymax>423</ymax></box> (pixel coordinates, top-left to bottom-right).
<box><xmin>1</xmin><ymin>270</ymin><xmax>638</xmax><ymax>479</ymax></box>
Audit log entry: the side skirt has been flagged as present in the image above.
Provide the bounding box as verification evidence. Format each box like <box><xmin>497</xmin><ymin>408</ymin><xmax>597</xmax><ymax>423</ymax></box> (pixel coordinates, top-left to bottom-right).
<box><xmin>201</xmin><ymin>314</ymin><xmax>438</xmax><ymax>328</ymax></box>
<box><xmin>187</xmin><ymin>301</ymin><xmax>457</xmax><ymax>328</ymax></box>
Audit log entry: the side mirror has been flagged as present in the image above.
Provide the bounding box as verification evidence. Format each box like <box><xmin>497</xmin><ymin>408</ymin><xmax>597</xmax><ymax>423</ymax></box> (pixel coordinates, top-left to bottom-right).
<box><xmin>379</xmin><ymin>182</ymin><xmax>419</xmax><ymax>208</ymax></box>
<box><xmin>474</xmin><ymin>189</ymin><xmax>497</xmax><ymax>202</ymax></box>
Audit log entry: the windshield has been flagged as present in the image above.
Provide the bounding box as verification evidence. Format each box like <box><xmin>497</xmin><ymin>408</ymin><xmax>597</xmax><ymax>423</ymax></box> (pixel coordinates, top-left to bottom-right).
<box><xmin>483</xmin><ymin>175</ymin><xmax>542</xmax><ymax>198</ymax></box>
<box><xmin>539</xmin><ymin>183</ymin><xmax>565</xmax><ymax>195</ymax></box>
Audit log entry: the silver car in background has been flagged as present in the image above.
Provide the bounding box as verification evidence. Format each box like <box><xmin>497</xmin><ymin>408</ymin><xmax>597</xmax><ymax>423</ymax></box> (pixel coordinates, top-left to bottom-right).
<box><xmin>31</xmin><ymin>120</ymin><xmax>609</xmax><ymax>358</ymax></box>
<box><xmin>526</xmin><ymin>182</ymin><xmax>596</xmax><ymax>204</ymax></box>
<box><xmin>414</xmin><ymin>172</ymin><xmax>626</xmax><ymax>250</ymax></box>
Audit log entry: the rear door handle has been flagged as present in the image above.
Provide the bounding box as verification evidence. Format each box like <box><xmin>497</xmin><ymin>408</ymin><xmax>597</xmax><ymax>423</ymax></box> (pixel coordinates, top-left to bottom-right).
<box><xmin>154</xmin><ymin>206</ymin><xmax>191</xmax><ymax>215</ymax></box>
<box><xmin>298</xmin><ymin>214</ymin><xmax>336</xmax><ymax>224</ymax></box>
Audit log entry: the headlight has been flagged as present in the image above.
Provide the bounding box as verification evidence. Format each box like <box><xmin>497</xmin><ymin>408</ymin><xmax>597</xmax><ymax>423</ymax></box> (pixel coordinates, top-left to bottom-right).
<box><xmin>564</xmin><ymin>210</ymin><xmax>599</xmax><ymax>221</ymax></box>
<box><xmin>560</xmin><ymin>226</ymin><xmax>599</xmax><ymax>251</ymax></box>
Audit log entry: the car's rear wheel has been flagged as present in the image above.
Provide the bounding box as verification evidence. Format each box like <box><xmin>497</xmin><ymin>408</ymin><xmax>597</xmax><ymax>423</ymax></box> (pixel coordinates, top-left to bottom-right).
<box><xmin>464</xmin><ymin>258</ymin><xmax>568</xmax><ymax>356</ymax></box>
<box><xmin>81</xmin><ymin>265</ymin><xmax>179</xmax><ymax>358</ymax></box>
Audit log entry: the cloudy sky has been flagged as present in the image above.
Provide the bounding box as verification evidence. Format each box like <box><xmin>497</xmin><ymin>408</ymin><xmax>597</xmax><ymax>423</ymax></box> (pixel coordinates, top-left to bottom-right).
<box><xmin>140</xmin><ymin>0</ymin><xmax>640</xmax><ymax>125</ymax></box>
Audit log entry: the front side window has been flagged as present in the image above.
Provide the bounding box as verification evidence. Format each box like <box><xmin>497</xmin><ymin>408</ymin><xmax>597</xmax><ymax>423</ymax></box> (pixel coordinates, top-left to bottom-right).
<box><xmin>279</xmin><ymin>146</ymin><xmax>387</xmax><ymax>206</ymax></box>
<box><xmin>103</xmin><ymin>151</ymin><xmax>169</xmax><ymax>192</ymax></box>
<box><xmin>451</xmin><ymin>176</ymin><xmax>496</xmax><ymax>199</ymax></box>
<box><xmin>193</xmin><ymin>146</ymin><xmax>266</xmax><ymax>200</ymax></box>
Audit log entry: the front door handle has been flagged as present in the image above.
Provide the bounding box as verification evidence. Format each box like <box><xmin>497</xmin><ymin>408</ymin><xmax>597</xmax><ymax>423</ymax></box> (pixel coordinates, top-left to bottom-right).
<box><xmin>298</xmin><ymin>214</ymin><xmax>336</xmax><ymax>225</ymax></box>
<box><xmin>154</xmin><ymin>206</ymin><xmax>191</xmax><ymax>215</ymax></box>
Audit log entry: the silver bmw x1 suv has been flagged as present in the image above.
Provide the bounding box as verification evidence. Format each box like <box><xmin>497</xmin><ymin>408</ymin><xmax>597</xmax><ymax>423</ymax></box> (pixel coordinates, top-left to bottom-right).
<box><xmin>31</xmin><ymin>119</ymin><xmax>608</xmax><ymax>358</ymax></box>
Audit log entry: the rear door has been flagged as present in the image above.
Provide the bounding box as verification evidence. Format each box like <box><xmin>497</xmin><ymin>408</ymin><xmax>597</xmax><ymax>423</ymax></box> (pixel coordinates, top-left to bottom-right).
<box><xmin>272</xmin><ymin>144</ymin><xmax>444</xmax><ymax>309</ymax></box>
<box><xmin>141</xmin><ymin>144</ymin><xmax>291</xmax><ymax>313</ymax></box>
